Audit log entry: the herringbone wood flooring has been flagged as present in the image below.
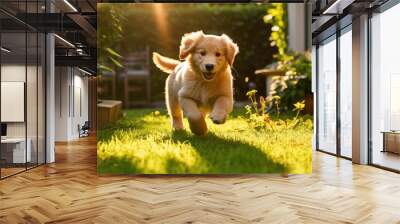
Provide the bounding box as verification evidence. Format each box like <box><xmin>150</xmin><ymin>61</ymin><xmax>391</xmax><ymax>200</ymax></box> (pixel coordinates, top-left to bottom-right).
<box><xmin>1</xmin><ymin>135</ymin><xmax>400</xmax><ymax>224</ymax></box>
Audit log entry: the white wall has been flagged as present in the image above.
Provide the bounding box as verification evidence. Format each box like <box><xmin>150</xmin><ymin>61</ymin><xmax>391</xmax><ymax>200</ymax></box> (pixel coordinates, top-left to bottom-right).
<box><xmin>1</xmin><ymin>63</ymin><xmax>46</xmax><ymax>164</ymax></box>
<box><xmin>55</xmin><ymin>67</ymin><xmax>70</xmax><ymax>141</ymax></box>
<box><xmin>1</xmin><ymin>65</ymin><xmax>28</xmax><ymax>138</ymax></box>
<box><xmin>287</xmin><ymin>4</ymin><xmax>306</xmax><ymax>52</ymax></box>
<box><xmin>74</xmin><ymin>73</ymin><xmax>89</xmax><ymax>131</ymax></box>
<box><xmin>55</xmin><ymin>67</ymin><xmax>89</xmax><ymax>141</ymax></box>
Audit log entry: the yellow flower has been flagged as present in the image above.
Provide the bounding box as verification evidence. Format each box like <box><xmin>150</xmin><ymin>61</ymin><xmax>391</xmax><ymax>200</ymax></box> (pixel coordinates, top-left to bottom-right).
<box><xmin>259</xmin><ymin>96</ymin><xmax>265</xmax><ymax>104</ymax></box>
<box><xmin>263</xmin><ymin>14</ymin><xmax>273</xmax><ymax>22</ymax></box>
<box><xmin>154</xmin><ymin>111</ymin><xmax>160</xmax><ymax>116</ymax></box>
<box><xmin>271</xmin><ymin>25</ymin><xmax>280</xmax><ymax>32</ymax></box>
<box><xmin>272</xmin><ymin>95</ymin><xmax>281</xmax><ymax>101</ymax></box>
<box><xmin>246</xmin><ymin>89</ymin><xmax>257</xmax><ymax>96</ymax></box>
<box><xmin>293</xmin><ymin>100</ymin><xmax>305</xmax><ymax>111</ymax></box>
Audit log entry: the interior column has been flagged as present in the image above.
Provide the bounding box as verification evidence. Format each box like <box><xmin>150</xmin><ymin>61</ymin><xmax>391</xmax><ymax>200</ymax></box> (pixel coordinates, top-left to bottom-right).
<box><xmin>352</xmin><ymin>14</ymin><xmax>369</xmax><ymax>164</ymax></box>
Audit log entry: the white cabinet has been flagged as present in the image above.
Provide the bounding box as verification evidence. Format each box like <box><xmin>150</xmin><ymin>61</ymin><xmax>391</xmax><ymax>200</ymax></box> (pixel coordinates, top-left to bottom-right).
<box><xmin>1</xmin><ymin>138</ymin><xmax>32</xmax><ymax>163</ymax></box>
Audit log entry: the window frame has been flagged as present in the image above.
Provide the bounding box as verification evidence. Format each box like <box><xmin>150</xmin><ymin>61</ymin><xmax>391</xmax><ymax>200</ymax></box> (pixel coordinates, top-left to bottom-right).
<box><xmin>0</xmin><ymin>1</ymin><xmax>47</xmax><ymax>180</ymax></box>
<box><xmin>314</xmin><ymin>18</ymin><xmax>353</xmax><ymax>160</ymax></box>
<box><xmin>367</xmin><ymin>0</ymin><xmax>400</xmax><ymax>173</ymax></box>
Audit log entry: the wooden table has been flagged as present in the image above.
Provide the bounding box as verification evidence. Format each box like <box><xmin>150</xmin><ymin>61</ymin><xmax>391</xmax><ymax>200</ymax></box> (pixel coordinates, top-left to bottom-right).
<box><xmin>381</xmin><ymin>131</ymin><xmax>400</xmax><ymax>154</ymax></box>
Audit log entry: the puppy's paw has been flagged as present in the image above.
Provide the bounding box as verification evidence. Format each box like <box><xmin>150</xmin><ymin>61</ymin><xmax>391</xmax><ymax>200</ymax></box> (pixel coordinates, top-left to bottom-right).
<box><xmin>172</xmin><ymin>122</ymin><xmax>184</xmax><ymax>131</ymax></box>
<box><xmin>210</xmin><ymin>112</ymin><xmax>227</xmax><ymax>124</ymax></box>
<box><xmin>173</xmin><ymin>126</ymin><xmax>184</xmax><ymax>131</ymax></box>
<box><xmin>188</xmin><ymin>118</ymin><xmax>208</xmax><ymax>135</ymax></box>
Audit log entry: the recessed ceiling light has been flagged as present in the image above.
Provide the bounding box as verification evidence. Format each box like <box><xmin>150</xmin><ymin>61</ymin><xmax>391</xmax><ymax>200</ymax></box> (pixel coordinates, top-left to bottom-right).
<box><xmin>1</xmin><ymin>47</ymin><xmax>11</xmax><ymax>53</ymax></box>
<box><xmin>76</xmin><ymin>49</ymin><xmax>84</xmax><ymax>55</ymax></box>
<box><xmin>322</xmin><ymin>0</ymin><xmax>354</xmax><ymax>15</ymax></box>
<box><xmin>78</xmin><ymin>67</ymin><xmax>93</xmax><ymax>76</ymax></box>
<box><xmin>63</xmin><ymin>0</ymin><xmax>78</xmax><ymax>12</ymax></box>
<box><xmin>54</xmin><ymin>34</ymin><xmax>75</xmax><ymax>48</ymax></box>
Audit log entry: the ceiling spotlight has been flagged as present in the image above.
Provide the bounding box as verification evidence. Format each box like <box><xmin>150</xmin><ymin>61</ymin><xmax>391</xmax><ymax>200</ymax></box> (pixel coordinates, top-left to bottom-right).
<box><xmin>63</xmin><ymin>0</ymin><xmax>78</xmax><ymax>12</ymax></box>
<box><xmin>1</xmin><ymin>47</ymin><xmax>11</xmax><ymax>53</ymax></box>
<box><xmin>54</xmin><ymin>34</ymin><xmax>75</xmax><ymax>48</ymax></box>
<box><xmin>78</xmin><ymin>67</ymin><xmax>93</xmax><ymax>76</ymax></box>
<box><xmin>76</xmin><ymin>49</ymin><xmax>84</xmax><ymax>55</ymax></box>
<box><xmin>322</xmin><ymin>0</ymin><xmax>354</xmax><ymax>15</ymax></box>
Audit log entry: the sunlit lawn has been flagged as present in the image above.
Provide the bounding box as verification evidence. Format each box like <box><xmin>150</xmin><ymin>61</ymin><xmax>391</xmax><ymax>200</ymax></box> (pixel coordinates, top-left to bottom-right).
<box><xmin>97</xmin><ymin>108</ymin><xmax>312</xmax><ymax>174</ymax></box>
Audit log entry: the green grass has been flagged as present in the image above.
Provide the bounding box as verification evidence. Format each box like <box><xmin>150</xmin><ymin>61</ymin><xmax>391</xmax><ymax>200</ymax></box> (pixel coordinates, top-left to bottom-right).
<box><xmin>97</xmin><ymin>108</ymin><xmax>312</xmax><ymax>174</ymax></box>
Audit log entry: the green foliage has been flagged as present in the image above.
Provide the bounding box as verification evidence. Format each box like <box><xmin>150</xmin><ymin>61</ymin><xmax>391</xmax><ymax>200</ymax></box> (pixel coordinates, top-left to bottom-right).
<box><xmin>264</xmin><ymin>3</ymin><xmax>287</xmax><ymax>57</ymax></box>
<box><xmin>263</xmin><ymin>3</ymin><xmax>312</xmax><ymax>111</ymax></box>
<box><xmin>97</xmin><ymin>108</ymin><xmax>312</xmax><ymax>174</ymax></box>
<box><xmin>98</xmin><ymin>4</ymin><xmax>126</xmax><ymax>73</ymax></box>
<box><xmin>244</xmin><ymin>89</ymin><xmax>311</xmax><ymax>131</ymax></box>
<box><xmin>98</xmin><ymin>4</ymin><xmax>277</xmax><ymax>101</ymax></box>
<box><xmin>272</xmin><ymin>52</ymin><xmax>312</xmax><ymax>111</ymax></box>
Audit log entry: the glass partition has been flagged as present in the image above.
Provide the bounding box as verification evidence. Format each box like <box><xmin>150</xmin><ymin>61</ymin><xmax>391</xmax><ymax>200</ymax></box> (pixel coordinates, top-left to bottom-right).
<box><xmin>0</xmin><ymin>1</ymin><xmax>46</xmax><ymax>179</ymax></box>
<box><xmin>27</xmin><ymin>31</ymin><xmax>38</xmax><ymax>169</ymax></box>
<box><xmin>1</xmin><ymin>31</ymin><xmax>28</xmax><ymax>177</ymax></box>
<box><xmin>38</xmin><ymin>32</ymin><xmax>45</xmax><ymax>165</ymax></box>
<box><xmin>317</xmin><ymin>35</ymin><xmax>337</xmax><ymax>154</ymax></box>
<box><xmin>370</xmin><ymin>3</ymin><xmax>400</xmax><ymax>171</ymax></box>
<box><xmin>339</xmin><ymin>27</ymin><xmax>352</xmax><ymax>158</ymax></box>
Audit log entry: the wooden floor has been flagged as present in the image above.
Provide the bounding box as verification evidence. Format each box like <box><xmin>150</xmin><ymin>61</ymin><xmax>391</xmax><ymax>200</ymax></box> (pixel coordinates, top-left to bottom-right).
<box><xmin>1</xmin><ymin>135</ymin><xmax>400</xmax><ymax>223</ymax></box>
<box><xmin>1</xmin><ymin>167</ymin><xmax>26</xmax><ymax>178</ymax></box>
<box><xmin>373</xmin><ymin>151</ymin><xmax>400</xmax><ymax>171</ymax></box>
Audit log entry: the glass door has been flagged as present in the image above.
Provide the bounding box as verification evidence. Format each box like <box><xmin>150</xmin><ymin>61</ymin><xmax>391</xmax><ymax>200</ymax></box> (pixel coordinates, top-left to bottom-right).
<box><xmin>370</xmin><ymin>3</ymin><xmax>400</xmax><ymax>171</ymax></box>
<box><xmin>0</xmin><ymin>1</ymin><xmax>46</xmax><ymax>179</ymax></box>
<box><xmin>317</xmin><ymin>35</ymin><xmax>337</xmax><ymax>154</ymax></box>
<box><xmin>339</xmin><ymin>26</ymin><xmax>352</xmax><ymax>158</ymax></box>
<box><xmin>1</xmin><ymin>31</ymin><xmax>28</xmax><ymax>178</ymax></box>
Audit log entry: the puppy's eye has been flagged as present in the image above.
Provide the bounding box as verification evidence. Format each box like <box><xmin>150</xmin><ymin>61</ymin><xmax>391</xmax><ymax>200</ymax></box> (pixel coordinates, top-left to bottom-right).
<box><xmin>200</xmin><ymin>51</ymin><xmax>206</xmax><ymax>56</ymax></box>
<box><xmin>216</xmin><ymin>52</ymin><xmax>221</xmax><ymax>57</ymax></box>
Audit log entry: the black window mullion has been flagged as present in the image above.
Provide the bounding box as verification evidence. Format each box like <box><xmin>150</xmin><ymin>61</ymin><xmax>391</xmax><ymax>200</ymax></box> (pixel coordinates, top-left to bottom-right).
<box><xmin>44</xmin><ymin>32</ymin><xmax>47</xmax><ymax>164</ymax></box>
<box><xmin>73</xmin><ymin>68</ymin><xmax>75</xmax><ymax>118</ymax></box>
<box><xmin>25</xmin><ymin>0</ymin><xmax>28</xmax><ymax>171</ymax></box>
<box><xmin>0</xmin><ymin>22</ymin><xmax>2</xmax><ymax>180</ymax></box>
<box><xmin>367</xmin><ymin>11</ymin><xmax>373</xmax><ymax>165</ymax></box>
<box><xmin>69</xmin><ymin>69</ymin><xmax>71</xmax><ymax>118</ymax></box>
<box><xmin>336</xmin><ymin>24</ymin><xmax>341</xmax><ymax>157</ymax></box>
<box><xmin>36</xmin><ymin>0</ymin><xmax>39</xmax><ymax>167</ymax></box>
<box><xmin>43</xmin><ymin>0</ymin><xmax>48</xmax><ymax>165</ymax></box>
<box><xmin>315</xmin><ymin>44</ymin><xmax>319</xmax><ymax>151</ymax></box>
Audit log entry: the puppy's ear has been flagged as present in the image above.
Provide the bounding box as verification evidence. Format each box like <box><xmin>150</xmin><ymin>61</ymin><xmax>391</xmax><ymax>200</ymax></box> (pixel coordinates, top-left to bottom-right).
<box><xmin>221</xmin><ymin>34</ymin><xmax>239</xmax><ymax>66</ymax></box>
<box><xmin>179</xmin><ymin>31</ymin><xmax>204</xmax><ymax>60</ymax></box>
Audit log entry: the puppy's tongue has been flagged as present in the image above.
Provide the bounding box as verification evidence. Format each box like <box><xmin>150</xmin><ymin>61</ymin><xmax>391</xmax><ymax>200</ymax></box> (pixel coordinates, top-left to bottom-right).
<box><xmin>203</xmin><ymin>72</ymin><xmax>214</xmax><ymax>80</ymax></box>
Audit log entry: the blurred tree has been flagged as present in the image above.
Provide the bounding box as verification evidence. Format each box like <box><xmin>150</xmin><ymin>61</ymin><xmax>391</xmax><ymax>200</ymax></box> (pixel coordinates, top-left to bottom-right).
<box><xmin>97</xmin><ymin>3</ymin><xmax>125</xmax><ymax>73</ymax></box>
<box><xmin>264</xmin><ymin>3</ymin><xmax>287</xmax><ymax>57</ymax></box>
<box><xmin>263</xmin><ymin>3</ymin><xmax>312</xmax><ymax>113</ymax></box>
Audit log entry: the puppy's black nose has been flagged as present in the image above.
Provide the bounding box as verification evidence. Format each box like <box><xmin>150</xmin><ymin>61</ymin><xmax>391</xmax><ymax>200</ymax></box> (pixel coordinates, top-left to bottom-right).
<box><xmin>205</xmin><ymin>64</ymin><xmax>214</xmax><ymax>72</ymax></box>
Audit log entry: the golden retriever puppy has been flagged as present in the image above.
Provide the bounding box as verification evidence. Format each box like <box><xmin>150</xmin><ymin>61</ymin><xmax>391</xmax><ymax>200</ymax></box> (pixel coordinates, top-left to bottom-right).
<box><xmin>152</xmin><ymin>31</ymin><xmax>239</xmax><ymax>135</ymax></box>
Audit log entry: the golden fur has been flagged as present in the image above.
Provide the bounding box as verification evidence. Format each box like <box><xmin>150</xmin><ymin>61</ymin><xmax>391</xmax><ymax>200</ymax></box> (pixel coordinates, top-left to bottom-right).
<box><xmin>152</xmin><ymin>31</ymin><xmax>239</xmax><ymax>135</ymax></box>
